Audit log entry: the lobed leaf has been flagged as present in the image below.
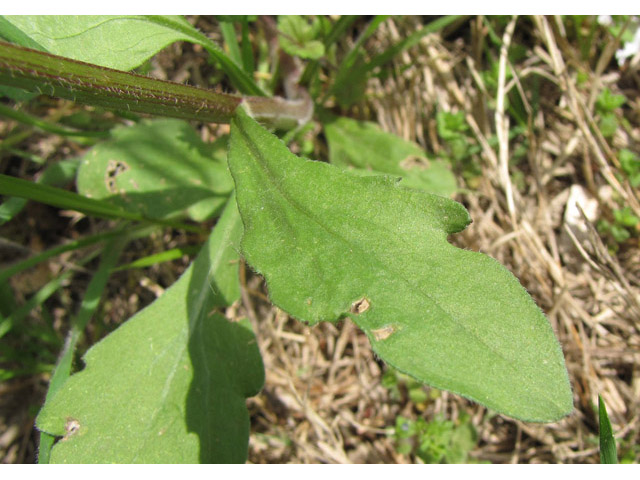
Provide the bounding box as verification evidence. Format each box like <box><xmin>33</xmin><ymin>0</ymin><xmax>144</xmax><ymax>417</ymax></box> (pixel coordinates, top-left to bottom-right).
<box><xmin>36</xmin><ymin>196</ymin><xmax>263</xmax><ymax>463</ymax></box>
<box><xmin>228</xmin><ymin>108</ymin><xmax>573</xmax><ymax>422</ymax></box>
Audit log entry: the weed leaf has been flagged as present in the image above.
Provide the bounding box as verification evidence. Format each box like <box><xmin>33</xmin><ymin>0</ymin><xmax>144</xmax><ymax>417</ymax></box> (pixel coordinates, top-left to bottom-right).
<box><xmin>322</xmin><ymin>113</ymin><xmax>457</xmax><ymax>197</ymax></box>
<box><xmin>76</xmin><ymin>119</ymin><xmax>233</xmax><ymax>221</ymax></box>
<box><xmin>0</xmin><ymin>15</ymin><xmax>195</xmax><ymax>70</ymax></box>
<box><xmin>0</xmin><ymin>15</ymin><xmax>264</xmax><ymax>95</ymax></box>
<box><xmin>36</xmin><ymin>196</ymin><xmax>264</xmax><ymax>463</ymax></box>
<box><xmin>228</xmin><ymin>108</ymin><xmax>572</xmax><ymax>422</ymax></box>
<box><xmin>278</xmin><ymin>15</ymin><xmax>325</xmax><ymax>60</ymax></box>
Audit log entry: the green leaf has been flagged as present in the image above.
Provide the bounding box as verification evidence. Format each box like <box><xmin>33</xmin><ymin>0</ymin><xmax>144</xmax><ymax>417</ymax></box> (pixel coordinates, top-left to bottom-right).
<box><xmin>619</xmin><ymin>149</ymin><xmax>640</xmax><ymax>187</ymax></box>
<box><xmin>0</xmin><ymin>15</ymin><xmax>190</xmax><ymax>70</ymax></box>
<box><xmin>278</xmin><ymin>15</ymin><xmax>325</xmax><ymax>60</ymax></box>
<box><xmin>228</xmin><ymin>108</ymin><xmax>573</xmax><ymax>422</ymax></box>
<box><xmin>36</xmin><ymin>196</ymin><xmax>263</xmax><ymax>463</ymax></box>
<box><xmin>322</xmin><ymin>113</ymin><xmax>457</xmax><ymax>197</ymax></box>
<box><xmin>599</xmin><ymin>395</ymin><xmax>618</xmax><ymax>464</ymax></box>
<box><xmin>38</xmin><ymin>237</ymin><xmax>127</xmax><ymax>464</ymax></box>
<box><xmin>613</xmin><ymin>207</ymin><xmax>640</xmax><ymax>228</ymax></box>
<box><xmin>0</xmin><ymin>15</ymin><xmax>265</xmax><ymax>95</ymax></box>
<box><xmin>596</xmin><ymin>87</ymin><xmax>626</xmax><ymax>113</ymax></box>
<box><xmin>76</xmin><ymin>119</ymin><xmax>233</xmax><ymax>221</ymax></box>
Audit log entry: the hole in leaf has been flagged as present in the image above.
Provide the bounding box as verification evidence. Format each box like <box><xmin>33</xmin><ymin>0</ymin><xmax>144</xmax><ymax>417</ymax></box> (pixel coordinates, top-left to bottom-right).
<box><xmin>371</xmin><ymin>325</ymin><xmax>396</xmax><ymax>341</ymax></box>
<box><xmin>62</xmin><ymin>417</ymin><xmax>81</xmax><ymax>441</ymax></box>
<box><xmin>350</xmin><ymin>297</ymin><xmax>370</xmax><ymax>314</ymax></box>
<box><xmin>105</xmin><ymin>159</ymin><xmax>130</xmax><ymax>193</ymax></box>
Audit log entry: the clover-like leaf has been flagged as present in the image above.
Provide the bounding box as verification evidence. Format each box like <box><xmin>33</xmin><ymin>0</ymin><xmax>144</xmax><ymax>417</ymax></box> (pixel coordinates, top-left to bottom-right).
<box><xmin>228</xmin><ymin>108</ymin><xmax>572</xmax><ymax>422</ymax></box>
<box><xmin>36</xmin><ymin>197</ymin><xmax>264</xmax><ymax>463</ymax></box>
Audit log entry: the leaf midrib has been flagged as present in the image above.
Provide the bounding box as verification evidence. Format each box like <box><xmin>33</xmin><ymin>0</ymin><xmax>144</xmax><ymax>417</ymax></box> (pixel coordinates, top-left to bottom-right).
<box><xmin>234</xmin><ymin>120</ymin><xmax>565</xmax><ymax>414</ymax></box>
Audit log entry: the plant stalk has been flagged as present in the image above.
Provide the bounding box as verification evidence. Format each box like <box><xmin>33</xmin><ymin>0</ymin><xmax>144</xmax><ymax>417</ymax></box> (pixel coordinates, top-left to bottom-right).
<box><xmin>0</xmin><ymin>41</ymin><xmax>312</xmax><ymax>127</ymax></box>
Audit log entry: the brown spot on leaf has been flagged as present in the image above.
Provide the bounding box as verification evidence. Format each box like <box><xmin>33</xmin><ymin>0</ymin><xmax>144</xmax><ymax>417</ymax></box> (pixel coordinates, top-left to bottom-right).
<box><xmin>62</xmin><ymin>417</ymin><xmax>81</xmax><ymax>441</ymax></box>
<box><xmin>350</xmin><ymin>297</ymin><xmax>370</xmax><ymax>314</ymax></box>
<box><xmin>371</xmin><ymin>325</ymin><xmax>396</xmax><ymax>341</ymax></box>
<box><xmin>105</xmin><ymin>159</ymin><xmax>130</xmax><ymax>193</ymax></box>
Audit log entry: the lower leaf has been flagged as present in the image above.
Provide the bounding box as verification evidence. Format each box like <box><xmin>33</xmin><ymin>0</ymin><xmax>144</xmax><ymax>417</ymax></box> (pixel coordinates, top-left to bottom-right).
<box><xmin>36</xmin><ymin>197</ymin><xmax>264</xmax><ymax>463</ymax></box>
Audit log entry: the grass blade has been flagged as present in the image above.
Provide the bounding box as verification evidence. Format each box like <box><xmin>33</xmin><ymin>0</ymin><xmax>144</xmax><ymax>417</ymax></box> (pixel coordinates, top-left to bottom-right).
<box><xmin>0</xmin><ymin>174</ymin><xmax>204</xmax><ymax>233</ymax></box>
<box><xmin>0</xmin><ymin>102</ymin><xmax>109</xmax><ymax>139</ymax></box>
<box><xmin>113</xmin><ymin>245</ymin><xmax>201</xmax><ymax>272</ymax></box>
<box><xmin>0</xmin><ymin>224</ymin><xmax>152</xmax><ymax>285</ymax></box>
<box><xmin>219</xmin><ymin>21</ymin><xmax>243</xmax><ymax>68</ymax></box>
<box><xmin>599</xmin><ymin>395</ymin><xmax>618</xmax><ymax>464</ymax></box>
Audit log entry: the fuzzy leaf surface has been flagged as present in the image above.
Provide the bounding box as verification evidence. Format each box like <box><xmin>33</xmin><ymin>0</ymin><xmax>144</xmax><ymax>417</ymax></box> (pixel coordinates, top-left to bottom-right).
<box><xmin>36</xmin><ymin>197</ymin><xmax>263</xmax><ymax>463</ymax></box>
<box><xmin>0</xmin><ymin>15</ymin><xmax>196</xmax><ymax>70</ymax></box>
<box><xmin>322</xmin><ymin>113</ymin><xmax>457</xmax><ymax>197</ymax></box>
<box><xmin>0</xmin><ymin>15</ymin><xmax>264</xmax><ymax>95</ymax></box>
<box><xmin>76</xmin><ymin>119</ymin><xmax>233</xmax><ymax>221</ymax></box>
<box><xmin>228</xmin><ymin>109</ymin><xmax>572</xmax><ymax>422</ymax></box>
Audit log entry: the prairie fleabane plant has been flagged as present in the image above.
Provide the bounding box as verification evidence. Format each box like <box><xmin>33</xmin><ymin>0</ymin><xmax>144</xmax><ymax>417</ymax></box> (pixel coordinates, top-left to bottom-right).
<box><xmin>0</xmin><ymin>16</ymin><xmax>572</xmax><ymax>463</ymax></box>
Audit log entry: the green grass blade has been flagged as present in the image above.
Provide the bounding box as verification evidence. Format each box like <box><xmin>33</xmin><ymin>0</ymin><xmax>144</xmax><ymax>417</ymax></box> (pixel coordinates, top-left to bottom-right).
<box><xmin>219</xmin><ymin>21</ymin><xmax>243</xmax><ymax>68</ymax></box>
<box><xmin>0</xmin><ymin>158</ymin><xmax>79</xmax><ymax>225</ymax></box>
<box><xmin>0</xmin><ymin>224</ymin><xmax>151</xmax><ymax>285</ymax></box>
<box><xmin>1</xmin><ymin>270</ymin><xmax>75</xmax><ymax>341</ymax></box>
<box><xmin>0</xmin><ymin>102</ymin><xmax>109</xmax><ymax>138</ymax></box>
<box><xmin>328</xmin><ymin>15</ymin><xmax>390</xmax><ymax>106</ymax></box>
<box><xmin>142</xmin><ymin>15</ymin><xmax>266</xmax><ymax>96</ymax></box>
<box><xmin>367</xmin><ymin>16</ymin><xmax>462</xmax><ymax>72</ymax></box>
<box><xmin>341</xmin><ymin>15</ymin><xmax>389</xmax><ymax>70</ymax></box>
<box><xmin>113</xmin><ymin>245</ymin><xmax>201</xmax><ymax>272</ymax></box>
<box><xmin>324</xmin><ymin>15</ymin><xmax>360</xmax><ymax>48</ymax></box>
<box><xmin>0</xmin><ymin>174</ymin><xmax>204</xmax><ymax>233</ymax></box>
<box><xmin>240</xmin><ymin>19</ymin><xmax>255</xmax><ymax>74</ymax></box>
<box><xmin>599</xmin><ymin>395</ymin><xmax>618</xmax><ymax>464</ymax></box>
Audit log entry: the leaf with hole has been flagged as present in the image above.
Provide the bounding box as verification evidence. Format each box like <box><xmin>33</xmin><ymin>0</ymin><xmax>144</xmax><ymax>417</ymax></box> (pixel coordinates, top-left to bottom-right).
<box><xmin>36</xmin><ymin>197</ymin><xmax>263</xmax><ymax>463</ymax></box>
<box><xmin>76</xmin><ymin>119</ymin><xmax>233</xmax><ymax>221</ymax></box>
<box><xmin>228</xmin><ymin>108</ymin><xmax>573</xmax><ymax>422</ymax></box>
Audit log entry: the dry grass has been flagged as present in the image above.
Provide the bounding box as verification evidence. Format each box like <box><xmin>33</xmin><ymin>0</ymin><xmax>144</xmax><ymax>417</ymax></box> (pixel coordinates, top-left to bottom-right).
<box><xmin>1</xmin><ymin>15</ymin><xmax>639</xmax><ymax>464</ymax></box>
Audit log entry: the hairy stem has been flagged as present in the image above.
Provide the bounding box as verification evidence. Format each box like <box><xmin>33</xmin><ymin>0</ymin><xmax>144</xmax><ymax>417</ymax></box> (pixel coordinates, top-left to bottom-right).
<box><xmin>0</xmin><ymin>41</ymin><xmax>312</xmax><ymax>127</ymax></box>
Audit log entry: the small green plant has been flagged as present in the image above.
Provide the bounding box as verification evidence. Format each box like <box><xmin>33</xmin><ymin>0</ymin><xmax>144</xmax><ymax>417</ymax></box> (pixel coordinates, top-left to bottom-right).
<box><xmin>597</xmin><ymin>206</ymin><xmax>639</xmax><ymax>246</ymax></box>
<box><xmin>392</xmin><ymin>414</ymin><xmax>480</xmax><ymax>464</ymax></box>
<box><xmin>381</xmin><ymin>368</ymin><xmax>433</xmax><ymax>406</ymax></box>
<box><xmin>619</xmin><ymin>149</ymin><xmax>640</xmax><ymax>188</ymax></box>
<box><xmin>0</xmin><ymin>16</ymin><xmax>573</xmax><ymax>463</ymax></box>
<box><xmin>595</xmin><ymin>87</ymin><xmax>627</xmax><ymax>138</ymax></box>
